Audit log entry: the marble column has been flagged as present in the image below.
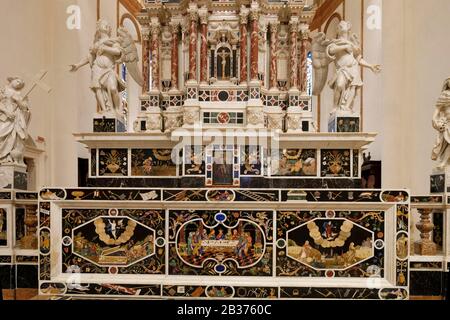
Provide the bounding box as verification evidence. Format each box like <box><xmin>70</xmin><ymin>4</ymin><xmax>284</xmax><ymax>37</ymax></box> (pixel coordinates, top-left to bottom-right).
<box><xmin>199</xmin><ymin>7</ymin><xmax>208</xmax><ymax>84</ymax></box>
<box><xmin>188</xmin><ymin>6</ymin><xmax>198</xmax><ymax>82</ymax></box>
<box><xmin>170</xmin><ymin>22</ymin><xmax>179</xmax><ymax>91</ymax></box>
<box><xmin>150</xmin><ymin>19</ymin><xmax>160</xmax><ymax>92</ymax></box>
<box><xmin>250</xmin><ymin>7</ymin><xmax>259</xmax><ymax>81</ymax></box>
<box><xmin>269</xmin><ymin>22</ymin><xmax>279</xmax><ymax>90</ymax></box>
<box><xmin>239</xmin><ymin>7</ymin><xmax>249</xmax><ymax>85</ymax></box>
<box><xmin>165</xmin><ymin>21</ymin><xmax>183</xmax><ymax>132</ymax></box>
<box><xmin>299</xmin><ymin>23</ymin><xmax>310</xmax><ymax>94</ymax></box>
<box><xmin>289</xmin><ymin>18</ymin><xmax>299</xmax><ymax>90</ymax></box>
<box><xmin>141</xmin><ymin>27</ymin><xmax>150</xmax><ymax>94</ymax></box>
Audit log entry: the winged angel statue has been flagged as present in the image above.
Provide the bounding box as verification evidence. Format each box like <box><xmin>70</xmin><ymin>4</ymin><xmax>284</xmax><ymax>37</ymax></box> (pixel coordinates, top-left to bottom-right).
<box><xmin>70</xmin><ymin>19</ymin><xmax>142</xmax><ymax>116</ymax></box>
<box><xmin>312</xmin><ymin>21</ymin><xmax>381</xmax><ymax>114</ymax></box>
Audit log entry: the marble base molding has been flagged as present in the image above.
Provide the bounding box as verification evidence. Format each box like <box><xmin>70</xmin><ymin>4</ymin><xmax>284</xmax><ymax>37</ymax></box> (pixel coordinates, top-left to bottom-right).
<box><xmin>328</xmin><ymin>111</ymin><xmax>360</xmax><ymax>133</ymax></box>
<box><xmin>93</xmin><ymin>116</ymin><xmax>126</xmax><ymax>133</ymax></box>
<box><xmin>264</xmin><ymin>106</ymin><xmax>284</xmax><ymax>131</ymax></box>
<box><xmin>0</xmin><ymin>164</ymin><xmax>28</xmax><ymax>190</ymax></box>
<box><xmin>133</xmin><ymin>109</ymin><xmax>162</xmax><ymax>133</ymax></box>
<box><xmin>164</xmin><ymin>107</ymin><xmax>183</xmax><ymax>132</ymax></box>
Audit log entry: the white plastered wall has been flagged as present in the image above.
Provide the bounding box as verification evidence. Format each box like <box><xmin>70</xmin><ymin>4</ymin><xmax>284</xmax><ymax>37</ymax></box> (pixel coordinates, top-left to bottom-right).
<box><xmin>0</xmin><ymin>0</ymin><xmax>139</xmax><ymax>188</ymax></box>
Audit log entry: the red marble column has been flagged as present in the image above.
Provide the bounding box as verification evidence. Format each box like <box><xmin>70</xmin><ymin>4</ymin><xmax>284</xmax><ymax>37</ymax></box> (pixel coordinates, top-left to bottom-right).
<box><xmin>299</xmin><ymin>25</ymin><xmax>311</xmax><ymax>94</ymax></box>
<box><xmin>199</xmin><ymin>15</ymin><xmax>208</xmax><ymax>83</ymax></box>
<box><xmin>289</xmin><ymin>19</ymin><xmax>298</xmax><ymax>89</ymax></box>
<box><xmin>239</xmin><ymin>10</ymin><xmax>249</xmax><ymax>84</ymax></box>
<box><xmin>250</xmin><ymin>10</ymin><xmax>259</xmax><ymax>81</ymax></box>
<box><xmin>188</xmin><ymin>10</ymin><xmax>198</xmax><ymax>81</ymax></box>
<box><xmin>170</xmin><ymin>23</ymin><xmax>179</xmax><ymax>90</ymax></box>
<box><xmin>269</xmin><ymin>22</ymin><xmax>279</xmax><ymax>90</ymax></box>
<box><xmin>142</xmin><ymin>29</ymin><xmax>150</xmax><ymax>94</ymax></box>
<box><xmin>150</xmin><ymin>22</ymin><xmax>160</xmax><ymax>91</ymax></box>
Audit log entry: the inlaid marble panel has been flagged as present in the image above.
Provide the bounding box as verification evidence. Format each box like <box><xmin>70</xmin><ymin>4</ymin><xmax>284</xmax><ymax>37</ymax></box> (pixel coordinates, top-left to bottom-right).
<box><xmin>99</xmin><ymin>149</ymin><xmax>128</xmax><ymax>177</ymax></box>
<box><xmin>0</xmin><ymin>208</ymin><xmax>6</xmax><ymax>247</ymax></box>
<box><xmin>271</xmin><ymin>149</ymin><xmax>317</xmax><ymax>177</ymax></box>
<box><xmin>321</xmin><ymin>150</ymin><xmax>351</xmax><ymax>177</ymax></box>
<box><xmin>168</xmin><ymin>210</ymin><xmax>273</xmax><ymax>276</ymax></box>
<box><xmin>277</xmin><ymin>210</ymin><xmax>385</xmax><ymax>278</ymax></box>
<box><xmin>131</xmin><ymin>149</ymin><xmax>177</xmax><ymax>177</ymax></box>
<box><xmin>240</xmin><ymin>146</ymin><xmax>262</xmax><ymax>176</ymax></box>
<box><xmin>184</xmin><ymin>146</ymin><xmax>205</xmax><ymax>176</ymax></box>
<box><xmin>91</xmin><ymin>149</ymin><xmax>97</xmax><ymax>177</ymax></box>
<box><xmin>61</xmin><ymin>209</ymin><xmax>165</xmax><ymax>275</ymax></box>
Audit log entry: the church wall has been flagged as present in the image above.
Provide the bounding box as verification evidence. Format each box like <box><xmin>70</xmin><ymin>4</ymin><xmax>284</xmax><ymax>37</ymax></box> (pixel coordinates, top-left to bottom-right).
<box><xmin>402</xmin><ymin>0</ymin><xmax>450</xmax><ymax>195</ymax></box>
<box><xmin>0</xmin><ymin>0</ymin><xmax>52</xmax><ymax>187</ymax></box>
<box><xmin>381</xmin><ymin>0</ymin><xmax>450</xmax><ymax>194</ymax></box>
<box><xmin>0</xmin><ymin>0</ymin><xmax>136</xmax><ymax>188</ymax></box>
<box><xmin>362</xmin><ymin>0</ymin><xmax>383</xmax><ymax>161</ymax></box>
<box><xmin>48</xmin><ymin>0</ymin><xmax>98</xmax><ymax>187</ymax></box>
<box><xmin>381</xmin><ymin>0</ymin><xmax>409</xmax><ymax>191</ymax></box>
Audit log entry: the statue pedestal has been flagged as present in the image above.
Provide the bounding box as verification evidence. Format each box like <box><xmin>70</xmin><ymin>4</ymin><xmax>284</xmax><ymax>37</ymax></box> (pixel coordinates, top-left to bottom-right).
<box><xmin>430</xmin><ymin>167</ymin><xmax>450</xmax><ymax>193</ymax></box>
<box><xmin>93</xmin><ymin>114</ymin><xmax>126</xmax><ymax>133</ymax></box>
<box><xmin>133</xmin><ymin>108</ymin><xmax>162</xmax><ymax>133</ymax></box>
<box><xmin>286</xmin><ymin>106</ymin><xmax>315</xmax><ymax>133</ymax></box>
<box><xmin>328</xmin><ymin>111</ymin><xmax>360</xmax><ymax>133</ymax></box>
<box><xmin>164</xmin><ymin>106</ymin><xmax>183</xmax><ymax>132</ymax></box>
<box><xmin>0</xmin><ymin>164</ymin><xmax>28</xmax><ymax>190</ymax></box>
<box><xmin>414</xmin><ymin>240</ymin><xmax>437</xmax><ymax>256</ymax></box>
<box><xmin>183</xmin><ymin>82</ymin><xmax>200</xmax><ymax>128</ymax></box>
<box><xmin>246</xmin><ymin>80</ymin><xmax>264</xmax><ymax>128</ymax></box>
<box><xmin>264</xmin><ymin>106</ymin><xmax>284</xmax><ymax>131</ymax></box>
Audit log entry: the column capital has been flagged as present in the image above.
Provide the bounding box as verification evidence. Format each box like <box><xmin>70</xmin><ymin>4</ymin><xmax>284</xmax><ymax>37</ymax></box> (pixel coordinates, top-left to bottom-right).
<box><xmin>239</xmin><ymin>5</ymin><xmax>250</xmax><ymax>25</ymax></box>
<box><xmin>299</xmin><ymin>23</ymin><xmax>310</xmax><ymax>39</ymax></box>
<box><xmin>187</xmin><ymin>3</ymin><xmax>199</xmax><ymax>22</ymax></box>
<box><xmin>259</xmin><ymin>20</ymin><xmax>268</xmax><ymax>33</ymax></box>
<box><xmin>141</xmin><ymin>26</ymin><xmax>151</xmax><ymax>41</ymax></box>
<box><xmin>150</xmin><ymin>17</ymin><xmax>161</xmax><ymax>36</ymax></box>
<box><xmin>198</xmin><ymin>6</ymin><xmax>208</xmax><ymax>25</ymax></box>
<box><xmin>169</xmin><ymin>21</ymin><xmax>180</xmax><ymax>34</ymax></box>
<box><xmin>250</xmin><ymin>1</ymin><xmax>259</xmax><ymax>21</ymax></box>
<box><xmin>269</xmin><ymin>21</ymin><xmax>280</xmax><ymax>34</ymax></box>
<box><xmin>181</xmin><ymin>20</ymin><xmax>189</xmax><ymax>34</ymax></box>
<box><xmin>289</xmin><ymin>16</ymin><xmax>299</xmax><ymax>31</ymax></box>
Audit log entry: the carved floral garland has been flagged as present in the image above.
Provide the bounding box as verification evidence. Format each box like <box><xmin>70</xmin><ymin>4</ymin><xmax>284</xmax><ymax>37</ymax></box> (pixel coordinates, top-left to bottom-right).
<box><xmin>94</xmin><ymin>218</ymin><xmax>137</xmax><ymax>246</ymax></box>
<box><xmin>307</xmin><ymin>220</ymin><xmax>354</xmax><ymax>248</ymax></box>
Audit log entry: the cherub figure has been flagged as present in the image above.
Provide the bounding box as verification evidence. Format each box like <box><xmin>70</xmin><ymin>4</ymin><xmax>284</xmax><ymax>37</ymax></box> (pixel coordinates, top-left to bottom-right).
<box><xmin>312</xmin><ymin>21</ymin><xmax>381</xmax><ymax>114</ymax></box>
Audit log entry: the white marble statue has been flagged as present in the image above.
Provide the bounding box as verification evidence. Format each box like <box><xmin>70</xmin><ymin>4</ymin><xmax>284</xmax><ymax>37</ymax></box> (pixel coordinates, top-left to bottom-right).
<box><xmin>312</xmin><ymin>21</ymin><xmax>381</xmax><ymax>114</ymax></box>
<box><xmin>432</xmin><ymin>78</ymin><xmax>450</xmax><ymax>169</ymax></box>
<box><xmin>70</xmin><ymin>19</ymin><xmax>142</xmax><ymax>117</ymax></box>
<box><xmin>0</xmin><ymin>77</ymin><xmax>31</xmax><ymax>165</ymax></box>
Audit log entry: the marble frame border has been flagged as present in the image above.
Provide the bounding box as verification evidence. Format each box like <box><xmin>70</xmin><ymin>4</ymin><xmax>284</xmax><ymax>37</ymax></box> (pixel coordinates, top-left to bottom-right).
<box><xmin>38</xmin><ymin>187</ymin><xmax>410</xmax><ymax>300</ymax></box>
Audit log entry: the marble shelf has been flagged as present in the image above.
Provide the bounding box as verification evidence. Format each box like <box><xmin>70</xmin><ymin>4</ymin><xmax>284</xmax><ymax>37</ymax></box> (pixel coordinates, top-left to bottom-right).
<box><xmin>409</xmin><ymin>255</ymin><xmax>446</xmax><ymax>263</ymax></box>
<box><xmin>74</xmin><ymin>131</ymin><xmax>377</xmax><ymax>150</ymax></box>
